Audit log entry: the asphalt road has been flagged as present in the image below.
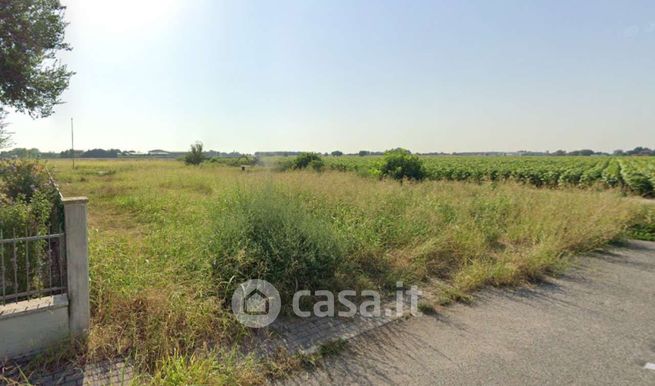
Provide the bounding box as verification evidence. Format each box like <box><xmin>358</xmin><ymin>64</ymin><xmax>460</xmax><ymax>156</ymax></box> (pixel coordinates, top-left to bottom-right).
<box><xmin>280</xmin><ymin>240</ymin><xmax>655</xmax><ymax>385</ymax></box>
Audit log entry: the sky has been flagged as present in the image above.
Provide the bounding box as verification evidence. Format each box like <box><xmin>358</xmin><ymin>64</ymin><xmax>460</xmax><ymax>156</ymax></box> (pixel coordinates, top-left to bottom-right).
<box><xmin>5</xmin><ymin>0</ymin><xmax>655</xmax><ymax>153</ymax></box>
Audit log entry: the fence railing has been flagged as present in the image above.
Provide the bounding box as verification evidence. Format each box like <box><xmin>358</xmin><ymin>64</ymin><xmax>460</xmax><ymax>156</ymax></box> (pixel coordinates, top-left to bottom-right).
<box><xmin>1</xmin><ymin>169</ymin><xmax>67</xmax><ymax>305</ymax></box>
<box><xmin>0</xmin><ymin>230</ymin><xmax>67</xmax><ymax>305</ymax></box>
<box><xmin>0</xmin><ymin>167</ymin><xmax>90</xmax><ymax>359</ymax></box>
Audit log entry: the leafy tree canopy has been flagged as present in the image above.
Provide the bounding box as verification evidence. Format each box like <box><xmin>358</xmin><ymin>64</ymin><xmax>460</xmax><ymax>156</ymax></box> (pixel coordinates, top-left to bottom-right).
<box><xmin>292</xmin><ymin>152</ymin><xmax>323</xmax><ymax>170</ymax></box>
<box><xmin>378</xmin><ymin>148</ymin><xmax>425</xmax><ymax>181</ymax></box>
<box><xmin>0</xmin><ymin>0</ymin><xmax>73</xmax><ymax>119</ymax></box>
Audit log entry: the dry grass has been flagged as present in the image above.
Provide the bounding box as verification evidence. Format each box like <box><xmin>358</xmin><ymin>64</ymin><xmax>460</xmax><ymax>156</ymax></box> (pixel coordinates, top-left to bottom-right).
<box><xmin>41</xmin><ymin>159</ymin><xmax>641</xmax><ymax>384</ymax></box>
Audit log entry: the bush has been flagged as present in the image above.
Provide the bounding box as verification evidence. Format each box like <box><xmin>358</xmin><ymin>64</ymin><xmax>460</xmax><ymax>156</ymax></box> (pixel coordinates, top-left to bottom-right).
<box><xmin>291</xmin><ymin>152</ymin><xmax>323</xmax><ymax>170</ymax></box>
<box><xmin>185</xmin><ymin>142</ymin><xmax>205</xmax><ymax>165</ymax></box>
<box><xmin>377</xmin><ymin>148</ymin><xmax>425</xmax><ymax>181</ymax></box>
<box><xmin>0</xmin><ymin>160</ymin><xmax>61</xmax><ymax>235</ymax></box>
<box><xmin>628</xmin><ymin>207</ymin><xmax>655</xmax><ymax>241</ymax></box>
<box><xmin>210</xmin><ymin>185</ymin><xmax>347</xmax><ymax>302</ymax></box>
<box><xmin>624</xmin><ymin>172</ymin><xmax>653</xmax><ymax>196</ymax></box>
<box><xmin>208</xmin><ymin>155</ymin><xmax>259</xmax><ymax>167</ymax></box>
<box><xmin>0</xmin><ymin>159</ymin><xmax>61</xmax><ymax>296</ymax></box>
<box><xmin>0</xmin><ymin>159</ymin><xmax>56</xmax><ymax>201</ymax></box>
<box><xmin>308</xmin><ymin>159</ymin><xmax>325</xmax><ymax>171</ymax></box>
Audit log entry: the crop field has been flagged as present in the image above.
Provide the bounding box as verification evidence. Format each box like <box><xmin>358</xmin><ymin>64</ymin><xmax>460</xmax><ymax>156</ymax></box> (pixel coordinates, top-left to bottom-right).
<box><xmin>319</xmin><ymin>156</ymin><xmax>655</xmax><ymax>196</ymax></box>
<box><xmin>42</xmin><ymin>158</ymin><xmax>653</xmax><ymax>384</ymax></box>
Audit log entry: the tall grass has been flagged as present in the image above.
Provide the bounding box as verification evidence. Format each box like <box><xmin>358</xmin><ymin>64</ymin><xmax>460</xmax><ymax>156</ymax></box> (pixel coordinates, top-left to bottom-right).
<box><xmin>47</xmin><ymin>159</ymin><xmax>640</xmax><ymax>384</ymax></box>
<box><xmin>210</xmin><ymin>185</ymin><xmax>349</xmax><ymax>302</ymax></box>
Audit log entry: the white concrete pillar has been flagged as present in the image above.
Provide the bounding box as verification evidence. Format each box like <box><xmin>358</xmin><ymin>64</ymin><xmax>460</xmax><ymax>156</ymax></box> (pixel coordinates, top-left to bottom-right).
<box><xmin>63</xmin><ymin>197</ymin><xmax>90</xmax><ymax>337</ymax></box>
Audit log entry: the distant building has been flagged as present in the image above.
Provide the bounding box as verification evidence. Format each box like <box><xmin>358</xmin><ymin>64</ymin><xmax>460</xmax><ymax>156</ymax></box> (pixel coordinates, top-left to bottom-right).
<box><xmin>122</xmin><ymin>150</ymin><xmax>146</xmax><ymax>157</ymax></box>
<box><xmin>148</xmin><ymin>149</ymin><xmax>171</xmax><ymax>156</ymax></box>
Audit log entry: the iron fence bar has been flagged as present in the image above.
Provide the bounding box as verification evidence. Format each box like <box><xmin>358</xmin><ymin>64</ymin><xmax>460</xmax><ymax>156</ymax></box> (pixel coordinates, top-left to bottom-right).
<box><xmin>25</xmin><ymin>234</ymin><xmax>29</xmax><ymax>295</ymax></box>
<box><xmin>12</xmin><ymin>232</ymin><xmax>18</xmax><ymax>302</ymax></box>
<box><xmin>3</xmin><ymin>286</ymin><xmax>67</xmax><ymax>301</ymax></box>
<box><xmin>0</xmin><ymin>233</ymin><xmax>65</xmax><ymax>244</ymax></box>
<box><xmin>47</xmin><ymin>238</ymin><xmax>53</xmax><ymax>294</ymax></box>
<box><xmin>1</xmin><ymin>229</ymin><xmax>5</xmax><ymax>305</ymax></box>
<box><xmin>58</xmin><ymin>224</ymin><xmax>65</xmax><ymax>289</ymax></box>
<box><xmin>0</xmin><ymin>232</ymin><xmax>66</xmax><ymax>304</ymax></box>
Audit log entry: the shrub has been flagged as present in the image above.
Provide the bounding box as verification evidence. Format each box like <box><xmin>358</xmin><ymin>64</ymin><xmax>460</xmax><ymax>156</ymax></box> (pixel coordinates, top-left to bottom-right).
<box><xmin>0</xmin><ymin>159</ymin><xmax>56</xmax><ymax>201</ymax></box>
<box><xmin>377</xmin><ymin>148</ymin><xmax>425</xmax><ymax>181</ymax></box>
<box><xmin>208</xmin><ymin>155</ymin><xmax>258</xmax><ymax>167</ymax></box>
<box><xmin>291</xmin><ymin>152</ymin><xmax>323</xmax><ymax>170</ymax></box>
<box><xmin>185</xmin><ymin>142</ymin><xmax>205</xmax><ymax>165</ymax></box>
<box><xmin>308</xmin><ymin>159</ymin><xmax>325</xmax><ymax>171</ymax></box>
<box><xmin>0</xmin><ymin>159</ymin><xmax>61</xmax><ymax>296</ymax></box>
<box><xmin>274</xmin><ymin>158</ymin><xmax>295</xmax><ymax>172</ymax></box>
<box><xmin>210</xmin><ymin>185</ymin><xmax>347</xmax><ymax>302</ymax></box>
<box><xmin>628</xmin><ymin>206</ymin><xmax>655</xmax><ymax>241</ymax></box>
<box><xmin>624</xmin><ymin>172</ymin><xmax>653</xmax><ymax>196</ymax></box>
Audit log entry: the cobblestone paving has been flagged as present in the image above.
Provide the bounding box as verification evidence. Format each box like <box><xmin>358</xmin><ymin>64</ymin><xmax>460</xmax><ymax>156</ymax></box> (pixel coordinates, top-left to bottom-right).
<box><xmin>1</xmin><ymin>359</ymin><xmax>133</xmax><ymax>385</ymax></box>
<box><xmin>260</xmin><ymin>294</ymin><xmax>417</xmax><ymax>355</ymax></box>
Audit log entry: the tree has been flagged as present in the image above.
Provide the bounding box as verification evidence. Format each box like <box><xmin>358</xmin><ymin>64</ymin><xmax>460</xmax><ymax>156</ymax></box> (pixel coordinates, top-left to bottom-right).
<box><xmin>568</xmin><ymin>149</ymin><xmax>595</xmax><ymax>156</ymax></box>
<box><xmin>291</xmin><ymin>152</ymin><xmax>323</xmax><ymax>170</ymax></box>
<box><xmin>0</xmin><ymin>110</ymin><xmax>11</xmax><ymax>149</ymax></box>
<box><xmin>1</xmin><ymin>147</ymin><xmax>40</xmax><ymax>158</ymax></box>
<box><xmin>377</xmin><ymin>148</ymin><xmax>425</xmax><ymax>181</ymax></box>
<box><xmin>0</xmin><ymin>0</ymin><xmax>73</xmax><ymax>119</ymax></box>
<box><xmin>185</xmin><ymin>142</ymin><xmax>205</xmax><ymax>165</ymax></box>
<box><xmin>60</xmin><ymin>149</ymin><xmax>82</xmax><ymax>158</ymax></box>
<box><xmin>331</xmin><ymin>150</ymin><xmax>343</xmax><ymax>157</ymax></box>
<box><xmin>626</xmin><ymin>146</ymin><xmax>654</xmax><ymax>156</ymax></box>
<box><xmin>81</xmin><ymin>148</ymin><xmax>121</xmax><ymax>158</ymax></box>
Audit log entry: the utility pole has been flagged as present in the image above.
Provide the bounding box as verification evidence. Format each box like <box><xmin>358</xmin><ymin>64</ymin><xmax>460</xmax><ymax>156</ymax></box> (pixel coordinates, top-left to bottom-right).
<box><xmin>71</xmin><ymin>117</ymin><xmax>75</xmax><ymax>169</ymax></box>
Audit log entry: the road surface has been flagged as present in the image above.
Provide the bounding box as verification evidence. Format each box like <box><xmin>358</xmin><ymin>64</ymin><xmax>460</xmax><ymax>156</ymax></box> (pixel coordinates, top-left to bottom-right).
<box><xmin>280</xmin><ymin>240</ymin><xmax>655</xmax><ymax>385</ymax></box>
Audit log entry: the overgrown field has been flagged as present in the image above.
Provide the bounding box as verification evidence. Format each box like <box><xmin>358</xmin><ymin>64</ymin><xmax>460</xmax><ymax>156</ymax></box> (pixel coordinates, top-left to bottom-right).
<box><xmin>316</xmin><ymin>156</ymin><xmax>655</xmax><ymax>196</ymax></box>
<box><xmin>47</xmin><ymin>159</ymin><xmax>648</xmax><ymax>384</ymax></box>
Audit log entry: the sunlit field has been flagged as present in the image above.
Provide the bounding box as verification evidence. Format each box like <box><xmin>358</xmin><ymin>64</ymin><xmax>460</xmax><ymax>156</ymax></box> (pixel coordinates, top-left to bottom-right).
<box><xmin>315</xmin><ymin>155</ymin><xmax>655</xmax><ymax>196</ymax></box>
<box><xmin>49</xmin><ymin>158</ymin><xmax>648</xmax><ymax>383</ymax></box>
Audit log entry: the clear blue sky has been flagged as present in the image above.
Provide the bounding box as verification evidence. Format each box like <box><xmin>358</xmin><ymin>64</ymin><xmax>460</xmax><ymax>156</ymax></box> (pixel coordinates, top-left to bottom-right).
<box><xmin>7</xmin><ymin>0</ymin><xmax>655</xmax><ymax>153</ymax></box>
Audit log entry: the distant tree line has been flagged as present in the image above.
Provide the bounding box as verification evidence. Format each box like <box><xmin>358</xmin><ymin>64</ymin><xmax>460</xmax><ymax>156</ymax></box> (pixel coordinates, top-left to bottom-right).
<box><xmin>0</xmin><ymin>147</ymin><xmax>252</xmax><ymax>159</ymax></box>
<box><xmin>2</xmin><ymin>146</ymin><xmax>654</xmax><ymax>160</ymax></box>
<box><xmin>254</xmin><ymin>151</ymin><xmax>302</xmax><ymax>157</ymax></box>
<box><xmin>611</xmin><ymin>147</ymin><xmax>655</xmax><ymax>156</ymax></box>
<box><xmin>254</xmin><ymin>150</ymin><xmax>387</xmax><ymax>157</ymax></box>
<box><xmin>550</xmin><ymin>147</ymin><xmax>655</xmax><ymax>156</ymax></box>
<box><xmin>58</xmin><ymin>148</ymin><xmax>121</xmax><ymax>158</ymax></box>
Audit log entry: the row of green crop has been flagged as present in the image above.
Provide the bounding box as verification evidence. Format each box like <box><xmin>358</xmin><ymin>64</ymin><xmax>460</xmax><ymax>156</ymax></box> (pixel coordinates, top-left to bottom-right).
<box><xmin>618</xmin><ymin>159</ymin><xmax>655</xmax><ymax>196</ymax></box>
<box><xmin>318</xmin><ymin>156</ymin><xmax>655</xmax><ymax>196</ymax></box>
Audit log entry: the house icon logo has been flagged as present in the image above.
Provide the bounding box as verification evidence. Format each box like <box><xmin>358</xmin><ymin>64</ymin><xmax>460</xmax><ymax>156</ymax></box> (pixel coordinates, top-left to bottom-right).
<box><xmin>244</xmin><ymin>289</ymin><xmax>269</xmax><ymax>315</ymax></box>
<box><xmin>231</xmin><ymin>279</ymin><xmax>281</xmax><ymax>328</ymax></box>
